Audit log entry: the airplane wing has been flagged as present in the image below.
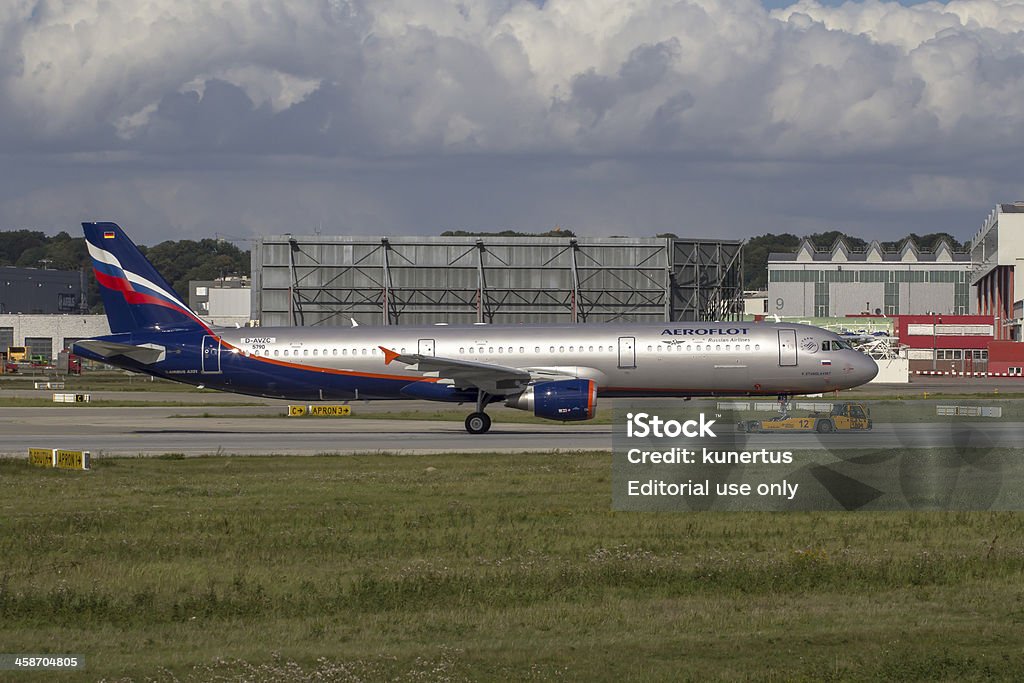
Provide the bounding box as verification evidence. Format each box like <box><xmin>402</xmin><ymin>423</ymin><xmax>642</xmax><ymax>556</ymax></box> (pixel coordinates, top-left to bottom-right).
<box><xmin>74</xmin><ymin>340</ymin><xmax>166</xmax><ymax>364</ymax></box>
<box><xmin>380</xmin><ymin>346</ymin><xmax>550</xmax><ymax>394</ymax></box>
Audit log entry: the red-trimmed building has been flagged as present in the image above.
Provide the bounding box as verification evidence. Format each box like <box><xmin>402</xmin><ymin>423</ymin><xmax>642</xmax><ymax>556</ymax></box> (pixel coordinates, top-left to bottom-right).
<box><xmin>894</xmin><ymin>314</ymin><xmax>995</xmax><ymax>374</ymax></box>
<box><xmin>986</xmin><ymin>341</ymin><xmax>1024</xmax><ymax>376</ymax></box>
<box><xmin>971</xmin><ymin>203</ymin><xmax>1024</xmax><ymax>340</ymax></box>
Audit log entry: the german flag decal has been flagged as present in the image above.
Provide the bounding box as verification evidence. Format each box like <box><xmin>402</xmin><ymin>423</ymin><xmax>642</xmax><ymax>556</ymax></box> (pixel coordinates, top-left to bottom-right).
<box><xmin>103</xmin><ymin>231</ymin><xmax>115</xmax><ymax>239</ymax></box>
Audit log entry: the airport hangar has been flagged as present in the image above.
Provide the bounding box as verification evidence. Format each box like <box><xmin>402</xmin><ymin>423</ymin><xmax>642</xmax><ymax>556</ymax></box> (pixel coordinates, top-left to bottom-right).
<box><xmin>249</xmin><ymin>234</ymin><xmax>744</xmax><ymax>327</ymax></box>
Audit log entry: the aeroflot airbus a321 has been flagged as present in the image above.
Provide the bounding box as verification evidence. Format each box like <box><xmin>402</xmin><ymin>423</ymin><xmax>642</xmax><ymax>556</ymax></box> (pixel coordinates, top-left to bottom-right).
<box><xmin>73</xmin><ymin>222</ymin><xmax>879</xmax><ymax>434</ymax></box>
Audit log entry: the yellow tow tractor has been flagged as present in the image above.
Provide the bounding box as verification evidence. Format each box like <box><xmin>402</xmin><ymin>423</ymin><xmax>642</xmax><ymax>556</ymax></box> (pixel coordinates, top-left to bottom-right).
<box><xmin>737</xmin><ymin>402</ymin><xmax>872</xmax><ymax>434</ymax></box>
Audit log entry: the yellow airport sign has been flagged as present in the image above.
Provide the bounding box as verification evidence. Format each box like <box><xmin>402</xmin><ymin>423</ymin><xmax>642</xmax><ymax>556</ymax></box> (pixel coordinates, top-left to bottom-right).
<box><xmin>52</xmin><ymin>393</ymin><xmax>91</xmax><ymax>403</ymax></box>
<box><xmin>309</xmin><ymin>405</ymin><xmax>351</xmax><ymax>417</ymax></box>
<box><xmin>55</xmin><ymin>449</ymin><xmax>90</xmax><ymax>470</ymax></box>
<box><xmin>287</xmin><ymin>404</ymin><xmax>351</xmax><ymax>417</ymax></box>
<box><xmin>28</xmin><ymin>448</ymin><xmax>54</xmax><ymax>467</ymax></box>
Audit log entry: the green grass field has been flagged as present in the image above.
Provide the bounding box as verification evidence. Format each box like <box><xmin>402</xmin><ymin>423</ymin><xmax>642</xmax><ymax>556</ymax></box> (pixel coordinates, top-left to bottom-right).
<box><xmin>0</xmin><ymin>399</ymin><xmax>266</xmax><ymax>408</ymax></box>
<box><xmin>0</xmin><ymin>373</ymin><xmax>202</xmax><ymax>392</ymax></box>
<box><xmin>1</xmin><ymin>454</ymin><xmax>1023</xmax><ymax>681</ymax></box>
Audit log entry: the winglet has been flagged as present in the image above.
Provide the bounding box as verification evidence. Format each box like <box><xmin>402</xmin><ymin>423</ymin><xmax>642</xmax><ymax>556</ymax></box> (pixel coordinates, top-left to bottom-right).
<box><xmin>380</xmin><ymin>346</ymin><xmax>401</xmax><ymax>365</ymax></box>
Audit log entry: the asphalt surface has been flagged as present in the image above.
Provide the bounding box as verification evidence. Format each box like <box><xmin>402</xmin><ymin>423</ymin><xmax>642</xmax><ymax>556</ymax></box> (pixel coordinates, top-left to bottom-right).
<box><xmin>1</xmin><ymin>405</ymin><xmax>1021</xmax><ymax>458</ymax></box>
<box><xmin>0</xmin><ymin>406</ymin><xmax>612</xmax><ymax>456</ymax></box>
<box><xmin>2</xmin><ymin>376</ymin><xmax>1023</xmax><ymax>457</ymax></box>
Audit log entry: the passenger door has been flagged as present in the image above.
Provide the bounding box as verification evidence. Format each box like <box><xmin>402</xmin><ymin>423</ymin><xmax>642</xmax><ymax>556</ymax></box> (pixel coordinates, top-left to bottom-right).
<box><xmin>778</xmin><ymin>329</ymin><xmax>797</xmax><ymax>367</ymax></box>
<box><xmin>618</xmin><ymin>336</ymin><xmax>636</xmax><ymax>369</ymax></box>
<box><xmin>201</xmin><ymin>335</ymin><xmax>221</xmax><ymax>373</ymax></box>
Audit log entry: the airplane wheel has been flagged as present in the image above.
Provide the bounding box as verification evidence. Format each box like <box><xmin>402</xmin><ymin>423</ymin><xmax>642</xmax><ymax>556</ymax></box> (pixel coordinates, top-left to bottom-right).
<box><xmin>465</xmin><ymin>412</ymin><xmax>491</xmax><ymax>434</ymax></box>
<box><xmin>816</xmin><ymin>420</ymin><xmax>834</xmax><ymax>434</ymax></box>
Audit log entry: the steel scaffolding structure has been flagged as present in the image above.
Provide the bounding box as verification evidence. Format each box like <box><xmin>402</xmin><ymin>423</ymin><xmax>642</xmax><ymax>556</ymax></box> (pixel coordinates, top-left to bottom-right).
<box><xmin>252</xmin><ymin>235</ymin><xmax>742</xmax><ymax>327</ymax></box>
<box><xmin>670</xmin><ymin>240</ymin><xmax>744</xmax><ymax>322</ymax></box>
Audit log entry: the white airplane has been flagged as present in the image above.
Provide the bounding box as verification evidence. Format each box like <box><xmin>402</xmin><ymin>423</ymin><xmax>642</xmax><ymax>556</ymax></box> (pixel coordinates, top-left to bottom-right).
<box><xmin>73</xmin><ymin>222</ymin><xmax>879</xmax><ymax>433</ymax></box>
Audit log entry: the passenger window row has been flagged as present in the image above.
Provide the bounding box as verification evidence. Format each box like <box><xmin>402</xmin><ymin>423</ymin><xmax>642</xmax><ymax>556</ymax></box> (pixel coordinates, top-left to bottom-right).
<box><xmin>646</xmin><ymin>344</ymin><xmax>760</xmax><ymax>353</ymax></box>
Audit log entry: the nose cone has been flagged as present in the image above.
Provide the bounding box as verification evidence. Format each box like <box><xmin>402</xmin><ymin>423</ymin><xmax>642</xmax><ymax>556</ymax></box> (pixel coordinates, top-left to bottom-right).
<box><xmin>855</xmin><ymin>354</ymin><xmax>879</xmax><ymax>385</ymax></box>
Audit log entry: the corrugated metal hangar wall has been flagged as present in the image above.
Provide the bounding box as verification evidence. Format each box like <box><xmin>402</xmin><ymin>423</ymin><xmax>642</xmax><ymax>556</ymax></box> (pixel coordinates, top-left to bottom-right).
<box><xmin>252</xmin><ymin>235</ymin><xmax>742</xmax><ymax>327</ymax></box>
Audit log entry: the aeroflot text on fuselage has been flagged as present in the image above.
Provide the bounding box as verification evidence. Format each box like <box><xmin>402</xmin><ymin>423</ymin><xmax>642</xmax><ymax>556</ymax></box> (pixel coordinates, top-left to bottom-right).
<box><xmin>626</xmin><ymin>412</ymin><xmax>717</xmax><ymax>438</ymax></box>
<box><xmin>661</xmin><ymin>328</ymin><xmax>750</xmax><ymax>336</ymax></box>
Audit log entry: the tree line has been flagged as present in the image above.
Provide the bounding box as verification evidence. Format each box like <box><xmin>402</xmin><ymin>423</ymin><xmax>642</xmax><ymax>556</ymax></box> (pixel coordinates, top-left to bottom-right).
<box><xmin>0</xmin><ymin>230</ymin><xmax>249</xmax><ymax>313</ymax></box>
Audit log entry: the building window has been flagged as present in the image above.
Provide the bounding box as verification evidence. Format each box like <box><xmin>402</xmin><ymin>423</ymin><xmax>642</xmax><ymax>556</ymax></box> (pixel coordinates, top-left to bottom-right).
<box><xmin>24</xmin><ymin>337</ymin><xmax>52</xmax><ymax>362</ymax></box>
<box><xmin>814</xmin><ymin>282</ymin><xmax>829</xmax><ymax>317</ymax></box>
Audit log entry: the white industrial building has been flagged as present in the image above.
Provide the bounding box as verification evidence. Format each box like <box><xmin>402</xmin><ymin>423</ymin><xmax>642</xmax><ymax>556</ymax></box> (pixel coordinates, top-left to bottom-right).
<box><xmin>0</xmin><ymin>314</ymin><xmax>110</xmax><ymax>361</ymax></box>
<box><xmin>767</xmin><ymin>238</ymin><xmax>973</xmax><ymax>318</ymax></box>
<box><xmin>970</xmin><ymin>203</ymin><xmax>1024</xmax><ymax>340</ymax></box>
<box><xmin>188</xmin><ymin>278</ymin><xmax>253</xmax><ymax>327</ymax></box>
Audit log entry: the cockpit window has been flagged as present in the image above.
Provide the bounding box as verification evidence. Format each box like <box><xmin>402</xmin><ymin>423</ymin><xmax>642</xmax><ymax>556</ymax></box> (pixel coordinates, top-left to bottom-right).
<box><xmin>822</xmin><ymin>339</ymin><xmax>853</xmax><ymax>351</ymax></box>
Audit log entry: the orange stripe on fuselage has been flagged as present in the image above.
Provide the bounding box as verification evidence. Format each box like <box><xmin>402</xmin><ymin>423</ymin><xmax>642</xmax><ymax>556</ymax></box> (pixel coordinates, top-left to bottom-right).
<box><xmin>217</xmin><ymin>338</ymin><xmax>440</xmax><ymax>383</ymax></box>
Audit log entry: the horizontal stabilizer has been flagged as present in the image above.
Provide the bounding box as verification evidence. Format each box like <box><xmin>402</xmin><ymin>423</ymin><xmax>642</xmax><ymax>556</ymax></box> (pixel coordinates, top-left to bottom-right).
<box><xmin>74</xmin><ymin>340</ymin><xmax>166</xmax><ymax>364</ymax></box>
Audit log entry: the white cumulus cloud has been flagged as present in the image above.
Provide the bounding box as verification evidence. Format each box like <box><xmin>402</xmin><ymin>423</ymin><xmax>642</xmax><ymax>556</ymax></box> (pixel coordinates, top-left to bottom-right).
<box><xmin>1</xmin><ymin>0</ymin><xmax>1023</xmax><ymax>240</ymax></box>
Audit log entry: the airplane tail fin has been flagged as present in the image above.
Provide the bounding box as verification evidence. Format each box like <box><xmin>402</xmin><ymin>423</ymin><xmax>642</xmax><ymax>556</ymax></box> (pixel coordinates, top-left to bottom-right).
<box><xmin>83</xmin><ymin>221</ymin><xmax>210</xmax><ymax>334</ymax></box>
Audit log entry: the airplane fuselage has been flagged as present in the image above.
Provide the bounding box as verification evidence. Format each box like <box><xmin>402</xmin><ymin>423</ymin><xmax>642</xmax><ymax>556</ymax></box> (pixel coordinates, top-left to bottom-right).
<box><xmin>75</xmin><ymin>221</ymin><xmax>881</xmax><ymax>433</ymax></box>
<box><xmin>86</xmin><ymin>321</ymin><xmax>878</xmax><ymax>402</ymax></box>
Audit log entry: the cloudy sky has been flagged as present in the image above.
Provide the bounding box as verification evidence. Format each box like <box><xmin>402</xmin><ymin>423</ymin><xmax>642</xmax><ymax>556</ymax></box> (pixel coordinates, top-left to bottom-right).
<box><xmin>1</xmin><ymin>0</ymin><xmax>1023</xmax><ymax>245</ymax></box>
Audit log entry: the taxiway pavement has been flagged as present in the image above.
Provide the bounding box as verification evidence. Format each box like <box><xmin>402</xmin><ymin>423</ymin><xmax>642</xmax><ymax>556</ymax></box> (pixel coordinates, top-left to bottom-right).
<box><xmin>0</xmin><ymin>406</ymin><xmax>611</xmax><ymax>456</ymax></box>
<box><xmin>1</xmin><ymin>403</ymin><xmax>1021</xmax><ymax>457</ymax></box>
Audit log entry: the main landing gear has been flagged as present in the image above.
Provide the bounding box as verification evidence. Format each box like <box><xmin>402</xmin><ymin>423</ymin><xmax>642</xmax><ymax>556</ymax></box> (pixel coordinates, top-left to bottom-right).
<box><xmin>465</xmin><ymin>391</ymin><xmax>493</xmax><ymax>434</ymax></box>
